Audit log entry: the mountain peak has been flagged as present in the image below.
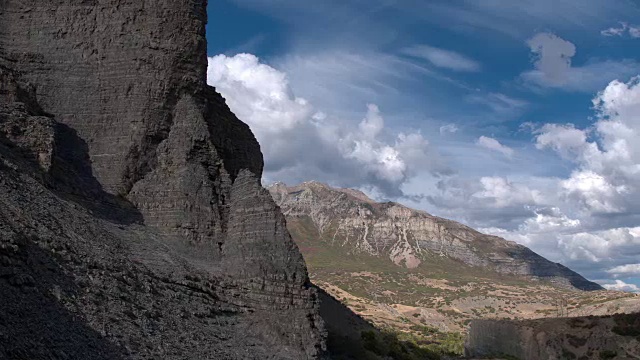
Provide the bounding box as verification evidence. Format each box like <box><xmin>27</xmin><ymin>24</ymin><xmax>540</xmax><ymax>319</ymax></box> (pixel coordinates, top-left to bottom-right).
<box><xmin>269</xmin><ymin>181</ymin><xmax>603</xmax><ymax>291</ymax></box>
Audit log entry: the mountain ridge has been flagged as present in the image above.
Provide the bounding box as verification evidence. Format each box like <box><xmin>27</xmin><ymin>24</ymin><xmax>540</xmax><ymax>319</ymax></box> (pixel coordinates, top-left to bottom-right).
<box><xmin>269</xmin><ymin>181</ymin><xmax>602</xmax><ymax>291</ymax></box>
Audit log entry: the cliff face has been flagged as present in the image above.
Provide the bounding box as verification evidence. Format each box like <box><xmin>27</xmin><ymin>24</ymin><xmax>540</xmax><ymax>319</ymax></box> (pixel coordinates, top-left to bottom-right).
<box><xmin>0</xmin><ymin>1</ymin><xmax>323</xmax><ymax>359</ymax></box>
<box><xmin>268</xmin><ymin>181</ymin><xmax>602</xmax><ymax>291</ymax></box>
<box><xmin>466</xmin><ymin>314</ymin><xmax>640</xmax><ymax>359</ymax></box>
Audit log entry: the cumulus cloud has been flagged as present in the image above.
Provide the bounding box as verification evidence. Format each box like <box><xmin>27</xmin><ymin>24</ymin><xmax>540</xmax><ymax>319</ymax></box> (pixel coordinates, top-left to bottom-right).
<box><xmin>534</xmin><ymin>124</ymin><xmax>591</xmax><ymax>160</ymax></box>
<box><xmin>481</xmin><ymin>219</ymin><xmax>640</xmax><ymax>282</ymax></box>
<box><xmin>426</xmin><ymin>175</ymin><xmax>556</xmax><ymax>232</ymax></box>
<box><xmin>474</xmin><ymin>177</ymin><xmax>544</xmax><ymax>208</ymax></box>
<box><xmin>526</xmin><ymin>33</ymin><xmax>576</xmax><ymax>86</ymax></box>
<box><xmin>479</xmin><ymin>207</ymin><xmax>581</xmax><ymax>256</ymax></box>
<box><xmin>428</xmin><ymin>77</ymin><xmax>640</xmax><ymax>289</ymax></box>
<box><xmin>535</xmin><ymin>77</ymin><xmax>640</xmax><ymax>215</ymax></box>
<box><xmin>561</xmin><ymin>171</ymin><xmax>627</xmax><ymax>214</ymax></box>
<box><xmin>608</xmin><ymin>263</ymin><xmax>640</xmax><ymax>276</ymax></box>
<box><xmin>209</xmin><ymin>53</ymin><xmax>640</xmax><ymax>292</ymax></box>
<box><xmin>208</xmin><ymin>53</ymin><xmax>446</xmax><ymax>197</ymax></box>
<box><xmin>476</xmin><ymin>136</ymin><xmax>514</xmax><ymax>158</ymax></box>
<box><xmin>522</xmin><ymin>33</ymin><xmax>640</xmax><ymax>92</ymax></box>
<box><xmin>208</xmin><ymin>53</ymin><xmax>312</xmax><ymax>133</ymax></box>
<box><xmin>600</xmin><ymin>280</ymin><xmax>640</xmax><ymax>293</ymax></box>
<box><xmin>401</xmin><ymin>45</ymin><xmax>481</xmax><ymax>72</ymax></box>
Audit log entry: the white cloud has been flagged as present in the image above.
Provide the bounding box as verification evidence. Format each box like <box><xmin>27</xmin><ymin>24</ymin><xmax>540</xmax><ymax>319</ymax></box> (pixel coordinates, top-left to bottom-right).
<box><xmin>601</xmin><ymin>23</ymin><xmax>628</xmax><ymax>37</ymax></box>
<box><xmin>523</xmin><ymin>60</ymin><xmax>640</xmax><ymax>92</ymax></box>
<box><xmin>561</xmin><ymin>171</ymin><xmax>627</xmax><ymax>214</ymax></box>
<box><xmin>600</xmin><ymin>279</ymin><xmax>640</xmax><ymax>293</ymax></box>
<box><xmin>522</xmin><ymin>33</ymin><xmax>640</xmax><ymax>92</ymax></box>
<box><xmin>534</xmin><ymin>123</ymin><xmax>592</xmax><ymax>160</ymax></box>
<box><xmin>439</xmin><ymin>124</ymin><xmax>459</xmax><ymax>135</ymax></box>
<box><xmin>481</xmin><ymin>222</ymin><xmax>640</xmax><ymax>283</ymax></box>
<box><xmin>557</xmin><ymin>228</ymin><xmax>640</xmax><ymax>263</ymax></box>
<box><xmin>466</xmin><ymin>93</ymin><xmax>528</xmax><ymax>116</ymax></box>
<box><xmin>535</xmin><ymin>77</ymin><xmax>640</xmax><ymax>214</ymax></box>
<box><xmin>358</xmin><ymin>104</ymin><xmax>385</xmax><ymax>140</ymax></box>
<box><xmin>474</xmin><ymin>177</ymin><xmax>543</xmax><ymax>208</ymax></box>
<box><xmin>526</xmin><ymin>33</ymin><xmax>576</xmax><ymax>86</ymax></box>
<box><xmin>411</xmin><ymin>1</ymin><xmax>640</xmax><ymax>40</ymax></box>
<box><xmin>608</xmin><ymin>263</ymin><xmax>640</xmax><ymax>276</ymax></box>
<box><xmin>601</xmin><ymin>22</ymin><xmax>640</xmax><ymax>38</ymax></box>
<box><xmin>401</xmin><ymin>45</ymin><xmax>481</xmax><ymax>72</ymax></box>
<box><xmin>207</xmin><ymin>53</ymin><xmax>312</xmax><ymax>133</ymax></box>
<box><xmin>207</xmin><ymin>53</ymin><xmax>445</xmax><ymax>197</ymax></box>
<box><xmin>476</xmin><ymin>136</ymin><xmax>514</xmax><ymax>158</ymax></box>
<box><xmin>424</xmin><ymin>77</ymin><xmax>640</xmax><ymax>288</ymax></box>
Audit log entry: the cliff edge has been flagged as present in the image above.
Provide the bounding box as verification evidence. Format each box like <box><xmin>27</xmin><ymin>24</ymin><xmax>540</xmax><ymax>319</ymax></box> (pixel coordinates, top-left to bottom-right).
<box><xmin>0</xmin><ymin>1</ymin><xmax>323</xmax><ymax>358</ymax></box>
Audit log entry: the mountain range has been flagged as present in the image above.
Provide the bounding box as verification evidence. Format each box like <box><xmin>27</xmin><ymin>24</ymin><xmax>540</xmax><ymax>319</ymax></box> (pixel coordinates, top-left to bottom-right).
<box><xmin>269</xmin><ymin>181</ymin><xmax>602</xmax><ymax>291</ymax></box>
<box><xmin>268</xmin><ymin>181</ymin><xmax>639</xmax><ymax>342</ymax></box>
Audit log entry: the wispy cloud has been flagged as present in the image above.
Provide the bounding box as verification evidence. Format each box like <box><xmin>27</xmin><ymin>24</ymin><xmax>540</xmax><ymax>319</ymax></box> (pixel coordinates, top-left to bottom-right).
<box><xmin>601</xmin><ymin>22</ymin><xmax>640</xmax><ymax>38</ymax></box>
<box><xmin>403</xmin><ymin>0</ymin><xmax>640</xmax><ymax>39</ymax></box>
<box><xmin>439</xmin><ymin>124</ymin><xmax>459</xmax><ymax>135</ymax></box>
<box><xmin>402</xmin><ymin>45</ymin><xmax>481</xmax><ymax>72</ymax></box>
<box><xmin>476</xmin><ymin>136</ymin><xmax>515</xmax><ymax>158</ymax></box>
<box><xmin>466</xmin><ymin>93</ymin><xmax>527</xmax><ymax>116</ymax></box>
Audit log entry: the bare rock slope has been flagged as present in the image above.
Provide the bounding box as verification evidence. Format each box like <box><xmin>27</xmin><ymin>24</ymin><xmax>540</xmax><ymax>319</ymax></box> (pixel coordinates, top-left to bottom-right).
<box><xmin>269</xmin><ymin>181</ymin><xmax>602</xmax><ymax>291</ymax></box>
<box><xmin>0</xmin><ymin>1</ymin><xmax>323</xmax><ymax>359</ymax></box>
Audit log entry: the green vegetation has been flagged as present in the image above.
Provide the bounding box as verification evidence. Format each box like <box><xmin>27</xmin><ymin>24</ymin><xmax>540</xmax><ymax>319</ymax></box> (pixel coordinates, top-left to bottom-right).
<box><xmin>357</xmin><ymin>323</ymin><xmax>466</xmax><ymax>360</ymax></box>
<box><xmin>287</xmin><ymin>215</ymin><xmax>640</xmax><ymax>359</ymax></box>
<box><xmin>361</xmin><ymin>330</ymin><xmax>440</xmax><ymax>360</ymax></box>
<box><xmin>360</xmin><ymin>328</ymin><xmax>467</xmax><ymax>360</ymax></box>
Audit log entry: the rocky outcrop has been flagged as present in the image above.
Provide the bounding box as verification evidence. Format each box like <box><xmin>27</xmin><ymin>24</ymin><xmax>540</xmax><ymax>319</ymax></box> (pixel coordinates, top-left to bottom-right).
<box><xmin>0</xmin><ymin>1</ymin><xmax>323</xmax><ymax>359</ymax></box>
<box><xmin>269</xmin><ymin>181</ymin><xmax>602</xmax><ymax>291</ymax></box>
<box><xmin>465</xmin><ymin>314</ymin><xmax>640</xmax><ymax>359</ymax></box>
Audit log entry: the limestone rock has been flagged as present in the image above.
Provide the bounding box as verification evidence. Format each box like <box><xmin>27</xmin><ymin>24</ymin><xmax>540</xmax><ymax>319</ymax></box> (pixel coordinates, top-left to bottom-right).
<box><xmin>0</xmin><ymin>1</ymin><xmax>323</xmax><ymax>358</ymax></box>
<box><xmin>268</xmin><ymin>181</ymin><xmax>603</xmax><ymax>291</ymax></box>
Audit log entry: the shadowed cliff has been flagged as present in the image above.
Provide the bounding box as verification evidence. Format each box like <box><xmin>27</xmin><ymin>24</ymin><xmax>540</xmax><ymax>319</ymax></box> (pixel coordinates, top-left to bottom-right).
<box><xmin>0</xmin><ymin>1</ymin><xmax>324</xmax><ymax>358</ymax></box>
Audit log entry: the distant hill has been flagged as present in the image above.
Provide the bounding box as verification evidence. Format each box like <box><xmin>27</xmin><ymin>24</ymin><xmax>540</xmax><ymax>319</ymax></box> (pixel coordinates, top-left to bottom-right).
<box><xmin>269</xmin><ymin>181</ymin><xmax>602</xmax><ymax>291</ymax></box>
<box><xmin>267</xmin><ymin>181</ymin><xmax>640</xmax><ymax>344</ymax></box>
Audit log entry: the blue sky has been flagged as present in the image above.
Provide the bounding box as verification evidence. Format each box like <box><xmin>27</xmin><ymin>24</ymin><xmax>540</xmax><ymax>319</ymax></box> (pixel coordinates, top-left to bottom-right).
<box><xmin>205</xmin><ymin>0</ymin><xmax>640</xmax><ymax>292</ymax></box>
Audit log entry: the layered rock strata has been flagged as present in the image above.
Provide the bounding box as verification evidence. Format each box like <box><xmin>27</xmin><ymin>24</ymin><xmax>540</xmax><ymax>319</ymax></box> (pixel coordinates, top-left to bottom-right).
<box><xmin>0</xmin><ymin>1</ymin><xmax>323</xmax><ymax>358</ymax></box>
<box><xmin>269</xmin><ymin>181</ymin><xmax>602</xmax><ymax>291</ymax></box>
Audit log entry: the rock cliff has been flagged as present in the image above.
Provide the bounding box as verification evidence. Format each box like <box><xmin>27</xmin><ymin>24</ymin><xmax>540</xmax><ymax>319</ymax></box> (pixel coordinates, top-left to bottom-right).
<box><xmin>269</xmin><ymin>181</ymin><xmax>602</xmax><ymax>291</ymax></box>
<box><xmin>0</xmin><ymin>1</ymin><xmax>323</xmax><ymax>359</ymax></box>
<box><xmin>466</xmin><ymin>314</ymin><xmax>640</xmax><ymax>359</ymax></box>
